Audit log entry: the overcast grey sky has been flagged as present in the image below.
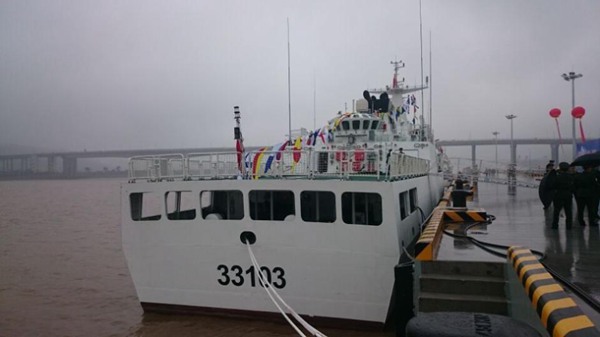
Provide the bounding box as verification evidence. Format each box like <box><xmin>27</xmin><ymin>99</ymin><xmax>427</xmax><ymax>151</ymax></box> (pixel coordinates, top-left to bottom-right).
<box><xmin>1</xmin><ymin>0</ymin><xmax>599</xmax><ymax>160</ymax></box>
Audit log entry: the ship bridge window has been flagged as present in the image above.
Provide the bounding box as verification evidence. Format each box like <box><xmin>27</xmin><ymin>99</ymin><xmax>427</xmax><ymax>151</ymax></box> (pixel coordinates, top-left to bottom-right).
<box><xmin>399</xmin><ymin>192</ymin><xmax>408</xmax><ymax>220</ymax></box>
<box><xmin>409</xmin><ymin>188</ymin><xmax>418</xmax><ymax>213</ymax></box>
<box><xmin>200</xmin><ymin>190</ymin><xmax>244</xmax><ymax>220</ymax></box>
<box><xmin>342</xmin><ymin>121</ymin><xmax>350</xmax><ymax>131</ymax></box>
<box><xmin>130</xmin><ymin>192</ymin><xmax>162</xmax><ymax>221</ymax></box>
<box><xmin>352</xmin><ymin>120</ymin><xmax>360</xmax><ymax>130</ymax></box>
<box><xmin>371</xmin><ymin>121</ymin><xmax>379</xmax><ymax>130</ymax></box>
<box><xmin>301</xmin><ymin>191</ymin><xmax>336</xmax><ymax>223</ymax></box>
<box><xmin>341</xmin><ymin>192</ymin><xmax>382</xmax><ymax>226</ymax></box>
<box><xmin>362</xmin><ymin>120</ymin><xmax>370</xmax><ymax>130</ymax></box>
<box><xmin>250</xmin><ymin>190</ymin><xmax>295</xmax><ymax>221</ymax></box>
<box><xmin>165</xmin><ymin>191</ymin><xmax>196</xmax><ymax>220</ymax></box>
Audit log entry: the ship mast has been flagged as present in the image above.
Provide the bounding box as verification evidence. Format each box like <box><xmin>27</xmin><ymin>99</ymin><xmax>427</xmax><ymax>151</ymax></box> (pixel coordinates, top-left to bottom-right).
<box><xmin>233</xmin><ymin>106</ymin><xmax>246</xmax><ymax>176</ymax></box>
<box><xmin>390</xmin><ymin>60</ymin><xmax>405</xmax><ymax>89</ymax></box>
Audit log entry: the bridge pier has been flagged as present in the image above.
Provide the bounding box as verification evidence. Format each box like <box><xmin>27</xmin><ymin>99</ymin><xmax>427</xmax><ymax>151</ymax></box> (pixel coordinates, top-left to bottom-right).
<box><xmin>62</xmin><ymin>157</ymin><xmax>78</xmax><ymax>178</ymax></box>
<box><xmin>48</xmin><ymin>156</ymin><xmax>56</xmax><ymax>174</ymax></box>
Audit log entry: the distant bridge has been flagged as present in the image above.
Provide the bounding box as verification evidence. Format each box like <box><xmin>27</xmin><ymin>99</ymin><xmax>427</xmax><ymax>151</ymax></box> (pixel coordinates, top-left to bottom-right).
<box><xmin>0</xmin><ymin>138</ymin><xmax>566</xmax><ymax>179</ymax></box>
<box><xmin>438</xmin><ymin>138</ymin><xmax>569</xmax><ymax>168</ymax></box>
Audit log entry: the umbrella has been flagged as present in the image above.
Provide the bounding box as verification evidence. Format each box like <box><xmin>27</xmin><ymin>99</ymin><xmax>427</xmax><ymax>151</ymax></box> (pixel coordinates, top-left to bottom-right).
<box><xmin>570</xmin><ymin>151</ymin><xmax>600</xmax><ymax>167</ymax></box>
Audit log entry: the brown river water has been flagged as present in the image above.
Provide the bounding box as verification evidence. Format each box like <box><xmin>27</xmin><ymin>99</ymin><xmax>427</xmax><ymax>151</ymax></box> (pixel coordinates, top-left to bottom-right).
<box><xmin>0</xmin><ymin>179</ymin><xmax>392</xmax><ymax>337</ymax></box>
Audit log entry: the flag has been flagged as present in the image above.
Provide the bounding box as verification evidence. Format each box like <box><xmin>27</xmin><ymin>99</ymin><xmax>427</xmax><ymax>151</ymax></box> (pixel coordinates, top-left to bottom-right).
<box><xmin>293</xmin><ymin>137</ymin><xmax>302</xmax><ymax>163</ymax></box>
<box><xmin>291</xmin><ymin>137</ymin><xmax>302</xmax><ymax>173</ymax></box>
<box><xmin>313</xmin><ymin>129</ymin><xmax>320</xmax><ymax>145</ymax></box>
<box><xmin>319</xmin><ymin>128</ymin><xmax>326</xmax><ymax>143</ymax></box>
<box><xmin>235</xmin><ymin>139</ymin><xmax>244</xmax><ymax>172</ymax></box>
<box><xmin>276</xmin><ymin>141</ymin><xmax>288</xmax><ymax>160</ymax></box>
<box><xmin>264</xmin><ymin>153</ymin><xmax>275</xmax><ymax>173</ymax></box>
<box><xmin>252</xmin><ymin>147</ymin><xmax>268</xmax><ymax>179</ymax></box>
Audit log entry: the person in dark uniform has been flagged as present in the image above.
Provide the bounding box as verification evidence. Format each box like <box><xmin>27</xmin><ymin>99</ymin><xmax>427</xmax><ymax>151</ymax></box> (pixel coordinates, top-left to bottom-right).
<box><xmin>539</xmin><ymin>162</ymin><xmax>556</xmax><ymax>210</ymax></box>
<box><xmin>575</xmin><ymin>165</ymin><xmax>599</xmax><ymax>226</ymax></box>
<box><xmin>549</xmin><ymin>162</ymin><xmax>575</xmax><ymax>229</ymax></box>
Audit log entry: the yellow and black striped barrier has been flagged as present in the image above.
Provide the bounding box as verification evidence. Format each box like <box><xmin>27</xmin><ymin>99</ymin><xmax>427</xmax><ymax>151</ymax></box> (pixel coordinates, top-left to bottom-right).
<box><xmin>443</xmin><ymin>208</ymin><xmax>488</xmax><ymax>222</ymax></box>
<box><xmin>415</xmin><ymin>207</ymin><xmax>445</xmax><ymax>261</ymax></box>
<box><xmin>508</xmin><ymin>246</ymin><xmax>599</xmax><ymax>337</ymax></box>
<box><xmin>415</xmin><ymin>188</ymin><xmax>489</xmax><ymax>261</ymax></box>
<box><xmin>415</xmin><ymin>189</ymin><xmax>452</xmax><ymax>261</ymax></box>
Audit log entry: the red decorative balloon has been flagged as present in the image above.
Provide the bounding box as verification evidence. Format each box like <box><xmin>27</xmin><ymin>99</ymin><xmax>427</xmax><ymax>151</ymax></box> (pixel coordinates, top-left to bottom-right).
<box><xmin>571</xmin><ymin>106</ymin><xmax>585</xmax><ymax>119</ymax></box>
<box><xmin>549</xmin><ymin>108</ymin><xmax>561</xmax><ymax>118</ymax></box>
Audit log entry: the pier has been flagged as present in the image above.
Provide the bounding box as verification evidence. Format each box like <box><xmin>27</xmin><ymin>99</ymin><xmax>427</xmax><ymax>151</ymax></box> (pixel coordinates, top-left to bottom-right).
<box><xmin>407</xmin><ymin>182</ymin><xmax>600</xmax><ymax>336</ymax></box>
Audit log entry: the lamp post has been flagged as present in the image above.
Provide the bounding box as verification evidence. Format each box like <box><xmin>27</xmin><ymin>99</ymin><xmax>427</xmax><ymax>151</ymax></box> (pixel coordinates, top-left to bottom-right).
<box><xmin>505</xmin><ymin>115</ymin><xmax>517</xmax><ymax>187</ymax></box>
<box><xmin>492</xmin><ymin>131</ymin><xmax>499</xmax><ymax>176</ymax></box>
<box><xmin>505</xmin><ymin>115</ymin><xmax>517</xmax><ymax>166</ymax></box>
<box><xmin>561</xmin><ymin>71</ymin><xmax>583</xmax><ymax>160</ymax></box>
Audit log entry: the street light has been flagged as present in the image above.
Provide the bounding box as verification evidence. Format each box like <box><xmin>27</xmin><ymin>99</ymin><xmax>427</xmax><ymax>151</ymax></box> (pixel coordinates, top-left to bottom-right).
<box><xmin>505</xmin><ymin>114</ymin><xmax>517</xmax><ymax>189</ymax></box>
<box><xmin>492</xmin><ymin>131</ymin><xmax>499</xmax><ymax>176</ymax></box>
<box><xmin>561</xmin><ymin>71</ymin><xmax>583</xmax><ymax>160</ymax></box>
<box><xmin>505</xmin><ymin>115</ymin><xmax>517</xmax><ymax>166</ymax></box>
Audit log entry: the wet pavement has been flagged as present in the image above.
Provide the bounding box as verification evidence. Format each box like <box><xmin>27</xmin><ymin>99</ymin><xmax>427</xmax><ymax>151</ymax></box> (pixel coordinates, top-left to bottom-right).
<box><xmin>436</xmin><ymin>181</ymin><xmax>600</xmax><ymax>324</ymax></box>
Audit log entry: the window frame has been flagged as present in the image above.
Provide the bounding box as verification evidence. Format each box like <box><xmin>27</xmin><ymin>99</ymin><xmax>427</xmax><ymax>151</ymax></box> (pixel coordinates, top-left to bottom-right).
<box><xmin>341</xmin><ymin>192</ymin><xmax>382</xmax><ymax>226</ymax></box>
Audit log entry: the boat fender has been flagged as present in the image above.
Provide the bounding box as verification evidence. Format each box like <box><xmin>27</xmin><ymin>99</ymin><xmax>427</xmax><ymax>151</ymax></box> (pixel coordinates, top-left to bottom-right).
<box><xmin>240</xmin><ymin>231</ymin><xmax>256</xmax><ymax>245</ymax></box>
<box><xmin>348</xmin><ymin>134</ymin><xmax>356</xmax><ymax>145</ymax></box>
<box><xmin>405</xmin><ymin>312</ymin><xmax>541</xmax><ymax>337</ymax></box>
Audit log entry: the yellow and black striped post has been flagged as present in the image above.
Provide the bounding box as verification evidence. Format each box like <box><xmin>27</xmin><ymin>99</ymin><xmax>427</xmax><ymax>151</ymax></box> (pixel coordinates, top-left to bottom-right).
<box><xmin>442</xmin><ymin>209</ymin><xmax>487</xmax><ymax>222</ymax></box>
<box><xmin>415</xmin><ymin>207</ymin><xmax>444</xmax><ymax>261</ymax></box>
<box><xmin>508</xmin><ymin>246</ymin><xmax>599</xmax><ymax>337</ymax></box>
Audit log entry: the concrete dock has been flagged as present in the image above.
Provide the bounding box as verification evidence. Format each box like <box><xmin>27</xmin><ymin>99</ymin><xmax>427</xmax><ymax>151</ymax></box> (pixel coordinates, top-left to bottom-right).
<box><xmin>429</xmin><ymin>181</ymin><xmax>600</xmax><ymax>333</ymax></box>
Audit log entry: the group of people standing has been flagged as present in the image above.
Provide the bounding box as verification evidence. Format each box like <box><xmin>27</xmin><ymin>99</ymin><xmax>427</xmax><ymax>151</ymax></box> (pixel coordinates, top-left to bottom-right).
<box><xmin>539</xmin><ymin>160</ymin><xmax>600</xmax><ymax>229</ymax></box>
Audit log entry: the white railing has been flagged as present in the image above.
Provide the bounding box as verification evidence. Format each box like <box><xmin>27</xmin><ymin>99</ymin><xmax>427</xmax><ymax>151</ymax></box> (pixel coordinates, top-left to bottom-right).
<box><xmin>128</xmin><ymin>149</ymin><xmax>430</xmax><ymax>182</ymax></box>
<box><xmin>388</xmin><ymin>152</ymin><xmax>430</xmax><ymax>178</ymax></box>
<box><xmin>128</xmin><ymin>154</ymin><xmax>185</xmax><ymax>181</ymax></box>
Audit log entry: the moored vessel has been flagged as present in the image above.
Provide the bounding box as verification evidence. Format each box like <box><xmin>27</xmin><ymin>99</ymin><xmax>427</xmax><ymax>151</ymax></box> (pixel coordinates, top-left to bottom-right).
<box><xmin>121</xmin><ymin>62</ymin><xmax>446</xmax><ymax>327</ymax></box>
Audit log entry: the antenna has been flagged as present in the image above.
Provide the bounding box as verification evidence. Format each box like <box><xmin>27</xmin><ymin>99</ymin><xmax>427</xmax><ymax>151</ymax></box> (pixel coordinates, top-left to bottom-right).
<box><xmin>429</xmin><ymin>30</ymin><xmax>433</xmax><ymax>136</ymax></box>
<box><xmin>313</xmin><ymin>71</ymin><xmax>316</xmax><ymax>130</ymax></box>
<box><xmin>419</xmin><ymin>0</ymin><xmax>425</xmax><ymax>139</ymax></box>
<box><xmin>287</xmin><ymin>18</ymin><xmax>292</xmax><ymax>144</ymax></box>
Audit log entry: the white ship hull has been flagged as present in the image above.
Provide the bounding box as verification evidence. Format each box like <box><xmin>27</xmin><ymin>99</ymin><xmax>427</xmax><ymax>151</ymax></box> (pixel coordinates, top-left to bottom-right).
<box><xmin>121</xmin><ymin>175</ymin><xmax>444</xmax><ymax>325</ymax></box>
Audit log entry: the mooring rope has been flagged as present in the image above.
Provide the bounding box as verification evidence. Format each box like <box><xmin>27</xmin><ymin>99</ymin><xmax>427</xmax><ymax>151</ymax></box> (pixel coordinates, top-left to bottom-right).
<box><xmin>245</xmin><ymin>242</ymin><xmax>327</xmax><ymax>337</ymax></box>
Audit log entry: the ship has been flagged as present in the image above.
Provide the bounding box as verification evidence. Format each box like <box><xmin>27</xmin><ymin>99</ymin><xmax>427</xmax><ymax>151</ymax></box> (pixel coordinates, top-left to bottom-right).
<box><xmin>121</xmin><ymin>61</ymin><xmax>447</xmax><ymax>328</ymax></box>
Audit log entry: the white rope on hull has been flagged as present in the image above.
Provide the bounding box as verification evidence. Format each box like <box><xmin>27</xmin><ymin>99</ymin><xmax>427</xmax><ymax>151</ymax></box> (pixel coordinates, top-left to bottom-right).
<box><xmin>245</xmin><ymin>242</ymin><xmax>327</xmax><ymax>337</ymax></box>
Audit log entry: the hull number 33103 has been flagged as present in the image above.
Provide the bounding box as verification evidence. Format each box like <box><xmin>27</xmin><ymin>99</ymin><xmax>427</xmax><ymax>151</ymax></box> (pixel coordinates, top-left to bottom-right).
<box><xmin>217</xmin><ymin>264</ymin><xmax>286</xmax><ymax>289</ymax></box>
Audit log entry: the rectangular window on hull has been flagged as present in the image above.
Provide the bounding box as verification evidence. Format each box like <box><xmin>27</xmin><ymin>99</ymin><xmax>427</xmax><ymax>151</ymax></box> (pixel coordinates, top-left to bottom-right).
<box><xmin>200</xmin><ymin>190</ymin><xmax>244</xmax><ymax>220</ymax></box>
<box><xmin>165</xmin><ymin>191</ymin><xmax>196</xmax><ymax>220</ymax></box>
<box><xmin>301</xmin><ymin>191</ymin><xmax>336</xmax><ymax>223</ymax></box>
<box><xmin>399</xmin><ymin>192</ymin><xmax>408</xmax><ymax>220</ymax></box>
<box><xmin>409</xmin><ymin>188</ymin><xmax>418</xmax><ymax>213</ymax></box>
<box><xmin>250</xmin><ymin>190</ymin><xmax>295</xmax><ymax>221</ymax></box>
<box><xmin>130</xmin><ymin>192</ymin><xmax>162</xmax><ymax>221</ymax></box>
<box><xmin>342</xmin><ymin>192</ymin><xmax>382</xmax><ymax>226</ymax></box>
